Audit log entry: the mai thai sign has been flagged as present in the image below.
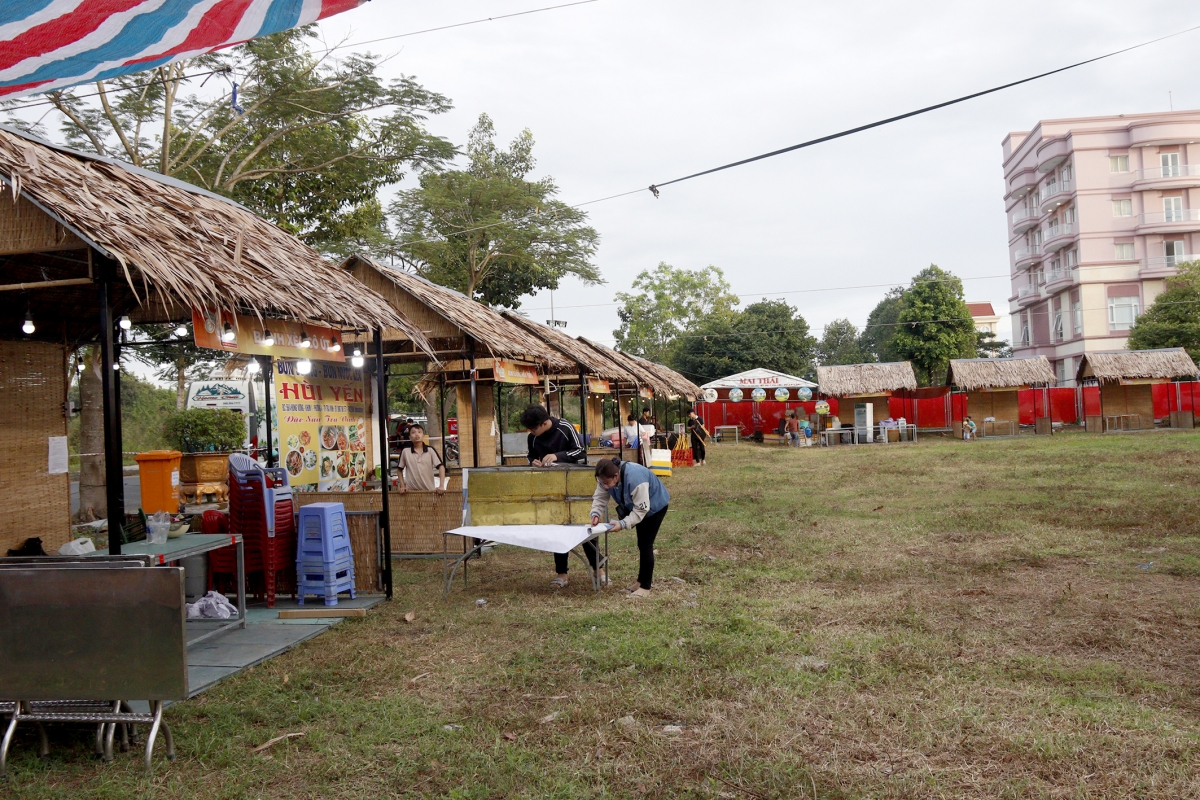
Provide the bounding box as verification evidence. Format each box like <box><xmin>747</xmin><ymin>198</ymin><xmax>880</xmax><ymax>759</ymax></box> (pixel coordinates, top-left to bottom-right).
<box><xmin>192</xmin><ymin>309</ymin><xmax>344</xmax><ymax>362</ymax></box>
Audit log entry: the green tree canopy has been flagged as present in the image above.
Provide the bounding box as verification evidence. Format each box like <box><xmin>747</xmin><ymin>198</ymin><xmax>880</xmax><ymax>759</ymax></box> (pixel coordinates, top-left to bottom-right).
<box><xmin>817</xmin><ymin>318</ymin><xmax>870</xmax><ymax>366</ymax></box>
<box><xmin>613</xmin><ymin>262</ymin><xmax>739</xmax><ymax>364</ymax></box>
<box><xmin>7</xmin><ymin>28</ymin><xmax>455</xmax><ymax>253</ymax></box>
<box><xmin>674</xmin><ymin>299</ymin><xmax>817</xmax><ymax>384</ymax></box>
<box><xmin>859</xmin><ymin>286</ymin><xmax>906</xmax><ymax>363</ymax></box>
<box><xmin>1127</xmin><ymin>260</ymin><xmax>1200</xmax><ymax>363</ymax></box>
<box><xmin>389</xmin><ymin>113</ymin><xmax>601</xmax><ymax>307</ymax></box>
<box><xmin>890</xmin><ymin>265</ymin><xmax>977</xmax><ymax>385</ymax></box>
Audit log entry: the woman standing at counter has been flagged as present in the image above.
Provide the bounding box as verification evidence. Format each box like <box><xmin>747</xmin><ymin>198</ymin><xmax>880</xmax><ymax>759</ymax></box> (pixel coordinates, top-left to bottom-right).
<box><xmin>590</xmin><ymin>458</ymin><xmax>670</xmax><ymax>599</ymax></box>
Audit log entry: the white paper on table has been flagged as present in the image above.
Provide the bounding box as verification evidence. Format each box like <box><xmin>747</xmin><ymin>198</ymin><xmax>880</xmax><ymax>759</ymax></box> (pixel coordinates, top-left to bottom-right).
<box><xmin>47</xmin><ymin>436</ymin><xmax>68</xmax><ymax>475</ymax></box>
<box><xmin>447</xmin><ymin>525</ymin><xmax>595</xmax><ymax>554</ymax></box>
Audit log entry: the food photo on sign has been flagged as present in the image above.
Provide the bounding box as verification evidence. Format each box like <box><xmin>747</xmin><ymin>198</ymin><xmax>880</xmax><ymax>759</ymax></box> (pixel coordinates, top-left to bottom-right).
<box><xmin>273</xmin><ymin>359</ymin><xmax>370</xmax><ymax>492</ymax></box>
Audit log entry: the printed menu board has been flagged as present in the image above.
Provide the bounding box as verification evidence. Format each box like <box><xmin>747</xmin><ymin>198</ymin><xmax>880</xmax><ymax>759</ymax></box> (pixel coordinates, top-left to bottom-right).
<box><xmin>273</xmin><ymin>359</ymin><xmax>370</xmax><ymax>492</ymax></box>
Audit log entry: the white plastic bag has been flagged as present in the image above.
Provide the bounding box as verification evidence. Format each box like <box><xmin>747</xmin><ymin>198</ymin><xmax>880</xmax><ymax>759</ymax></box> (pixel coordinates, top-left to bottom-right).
<box><xmin>58</xmin><ymin>537</ymin><xmax>96</xmax><ymax>556</ymax></box>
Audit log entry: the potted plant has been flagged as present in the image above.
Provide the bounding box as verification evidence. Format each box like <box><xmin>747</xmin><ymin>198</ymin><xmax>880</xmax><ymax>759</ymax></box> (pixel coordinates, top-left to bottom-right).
<box><xmin>164</xmin><ymin>408</ymin><xmax>247</xmax><ymax>485</ymax></box>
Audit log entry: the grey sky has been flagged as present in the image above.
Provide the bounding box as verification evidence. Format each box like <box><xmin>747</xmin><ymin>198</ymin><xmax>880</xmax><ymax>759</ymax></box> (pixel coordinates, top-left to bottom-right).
<box><xmin>313</xmin><ymin>0</ymin><xmax>1200</xmax><ymax>352</ymax></box>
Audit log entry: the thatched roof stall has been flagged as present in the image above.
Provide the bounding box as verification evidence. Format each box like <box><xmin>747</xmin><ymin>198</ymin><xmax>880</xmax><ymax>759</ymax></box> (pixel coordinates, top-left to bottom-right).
<box><xmin>947</xmin><ymin>357</ymin><xmax>1055</xmax><ymax>391</ymax></box>
<box><xmin>0</xmin><ymin>127</ymin><xmax>426</xmax><ymax>346</ymax></box>
<box><xmin>1076</xmin><ymin>349</ymin><xmax>1198</xmax><ymax>383</ymax></box>
<box><xmin>627</xmin><ymin>354</ymin><xmax>702</xmax><ymax>401</ymax></box>
<box><xmin>577</xmin><ymin>338</ymin><xmax>670</xmax><ymax>394</ymax></box>
<box><xmin>500</xmin><ymin>312</ymin><xmax>627</xmax><ymax>383</ymax></box>
<box><xmin>1077</xmin><ymin>349</ymin><xmax>1199</xmax><ymax>432</ymax></box>
<box><xmin>947</xmin><ymin>357</ymin><xmax>1055</xmax><ymax>437</ymax></box>
<box><xmin>817</xmin><ymin>362</ymin><xmax>918</xmax><ymax>396</ymax></box>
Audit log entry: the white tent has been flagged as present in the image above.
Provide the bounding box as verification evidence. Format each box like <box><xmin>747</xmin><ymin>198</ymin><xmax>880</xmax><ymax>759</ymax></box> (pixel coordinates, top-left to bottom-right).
<box><xmin>700</xmin><ymin>368</ymin><xmax>818</xmax><ymax>390</ymax></box>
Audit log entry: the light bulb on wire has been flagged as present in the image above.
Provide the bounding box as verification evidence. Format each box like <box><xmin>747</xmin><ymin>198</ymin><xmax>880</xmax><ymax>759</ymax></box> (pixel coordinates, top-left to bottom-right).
<box><xmin>173</xmin><ymin>324</ymin><xmax>188</xmax><ymax>337</ymax></box>
<box><xmin>246</xmin><ymin>358</ymin><xmax>261</xmax><ymax>374</ymax></box>
<box><xmin>22</xmin><ymin>312</ymin><xmax>34</xmax><ymax>335</ymax></box>
<box><xmin>118</xmin><ymin>315</ymin><xmax>131</xmax><ymax>331</ymax></box>
<box><xmin>299</xmin><ymin>329</ymin><xmax>311</xmax><ymax>348</ymax></box>
<box><xmin>297</xmin><ymin>359</ymin><xmax>312</xmax><ymax>375</ymax></box>
<box><xmin>351</xmin><ymin>347</ymin><xmax>364</xmax><ymax>368</ymax></box>
<box><xmin>330</xmin><ymin>335</ymin><xmax>341</xmax><ymax>352</ymax></box>
<box><xmin>262</xmin><ymin>329</ymin><xmax>274</xmax><ymax>347</ymax></box>
<box><xmin>222</xmin><ymin>322</ymin><xmax>236</xmax><ymax>342</ymax></box>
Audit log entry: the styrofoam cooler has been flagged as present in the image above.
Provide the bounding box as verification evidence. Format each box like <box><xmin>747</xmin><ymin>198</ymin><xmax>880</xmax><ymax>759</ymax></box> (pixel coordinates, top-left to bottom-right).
<box><xmin>649</xmin><ymin>448</ymin><xmax>673</xmax><ymax>478</ymax></box>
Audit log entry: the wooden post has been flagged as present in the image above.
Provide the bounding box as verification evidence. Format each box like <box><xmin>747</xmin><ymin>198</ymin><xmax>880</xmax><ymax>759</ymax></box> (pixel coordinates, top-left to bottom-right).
<box><xmin>97</xmin><ymin>267</ymin><xmax>124</xmax><ymax>552</ymax></box>
<box><xmin>469</xmin><ymin>340</ymin><xmax>479</xmax><ymax>468</ymax></box>
<box><xmin>374</xmin><ymin>329</ymin><xmax>393</xmax><ymax>599</ymax></box>
<box><xmin>578</xmin><ymin>368</ymin><xmax>588</xmax><ymax>447</ymax></box>
<box><xmin>439</xmin><ymin>372</ymin><xmax>447</xmax><ymax>466</ymax></box>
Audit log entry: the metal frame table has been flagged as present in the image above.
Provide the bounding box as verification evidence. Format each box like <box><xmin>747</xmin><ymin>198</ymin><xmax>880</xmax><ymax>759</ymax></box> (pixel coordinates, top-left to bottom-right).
<box><xmin>1105</xmin><ymin>413</ymin><xmax>1143</xmax><ymax>431</ymax></box>
<box><xmin>982</xmin><ymin>419</ymin><xmax>1017</xmax><ymax>437</ymax></box>
<box><xmin>713</xmin><ymin>424</ymin><xmax>741</xmax><ymax>444</ymax></box>
<box><xmin>442</xmin><ymin>525</ymin><xmax>609</xmax><ymax>596</ymax></box>
<box><xmin>91</xmin><ymin>533</ymin><xmax>245</xmax><ymax>647</ymax></box>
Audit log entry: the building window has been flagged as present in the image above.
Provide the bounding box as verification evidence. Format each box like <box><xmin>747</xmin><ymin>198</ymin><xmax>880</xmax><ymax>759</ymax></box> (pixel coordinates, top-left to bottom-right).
<box><xmin>1161</xmin><ymin>151</ymin><xmax>1181</xmax><ymax>177</ymax></box>
<box><xmin>1072</xmin><ymin>299</ymin><xmax>1083</xmax><ymax>335</ymax></box>
<box><xmin>1115</xmin><ymin>242</ymin><xmax>1135</xmax><ymax>260</ymax></box>
<box><xmin>1112</xmin><ymin>199</ymin><xmax>1132</xmax><ymax>217</ymax></box>
<box><xmin>1165</xmin><ymin>239</ymin><xmax>1185</xmax><ymax>264</ymax></box>
<box><xmin>1021</xmin><ymin>318</ymin><xmax>1031</xmax><ymax>346</ymax></box>
<box><xmin>1064</xmin><ymin>249</ymin><xmax>1078</xmax><ymax>268</ymax></box>
<box><xmin>1110</xmin><ymin>155</ymin><xmax>1129</xmax><ymax>172</ymax></box>
<box><xmin>1061</xmin><ymin>165</ymin><xmax>1073</xmax><ymax>182</ymax></box>
<box><xmin>1052</xmin><ymin>308</ymin><xmax>1064</xmax><ymax>341</ymax></box>
<box><xmin>1108</xmin><ymin>295</ymin><xmax>1140</xmax><ymax>330</ymax></box>
<box><xmin>1164</xmin><ymin>196</ymin><xmax>1183</xmax><ymax>222</ymax></box>
<box><xmin>1056</xmin><ymin>358</ymin><xmax>1069</xmax><ymax>383</ymax></box>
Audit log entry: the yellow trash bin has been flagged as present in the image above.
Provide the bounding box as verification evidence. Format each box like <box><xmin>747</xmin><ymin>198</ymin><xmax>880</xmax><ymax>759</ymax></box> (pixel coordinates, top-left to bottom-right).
<box><xmin>134</xmin><ymin>450</ymin><xmax>182</xmax><ymax>514</ymax></box>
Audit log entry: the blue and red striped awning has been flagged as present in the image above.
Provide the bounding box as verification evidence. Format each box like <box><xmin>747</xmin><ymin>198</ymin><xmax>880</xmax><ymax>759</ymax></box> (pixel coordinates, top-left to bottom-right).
<box><xmin>0</xmin><ymin>0</ymin><xmax>366</xmax><ymax>99</ymax></box>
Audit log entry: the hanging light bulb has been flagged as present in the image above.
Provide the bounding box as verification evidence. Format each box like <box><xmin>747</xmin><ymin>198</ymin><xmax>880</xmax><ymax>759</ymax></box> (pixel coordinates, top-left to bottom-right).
<box><xmin>118</xmin><ymin>315</ymin><xmax>132</xmax><ymax>331</ymax></box>
<box><xmin>351</xmin><ymin>346</ymin><xmax>364</xmax><ymax>368</ymax></box>
<box><xmin>297</xmin><ymin>359</ymin><xmax>312</xmax><ymax>375</ymax></box>
<box><xmin>21</xmin><ymin>311</ymin><xmax>35</xmax><ymax>335</ymax></box>
<box><xmin>262</xmin><ymin>328</ymin><xmax>274</xmax><ymax>347</ymax></box>
<box><xmin>174</xmin><ymin>323</ymin><xmax>188</xmax><ymax>337</ymax></box>
<box><xmin>329</xmin><ymin>335</ymin><xmax>341</xmax><ymax>352</ymax></box>
<box><xmin>222</xmin><ymin>322</ymin><xmax>236</xmax><ymax>342</ymax></box>
<box><xmin>246</xmin><ymin>358</ymin><xmax>261</xmax><ymax>374</ymax></box>
<box><xmin>299</xmin><ymin>329</ymin><xmax>311</xmax><ymax>348</ymax></box>
<box><xmin>113</xmin><ymin>363</ymin><xmax>120</xmax><ymax>371</ymax></box>
<box><xmin>76</xmin><ymin>361</ymin><xmax>86</xmax><ymax>373</ymax></box>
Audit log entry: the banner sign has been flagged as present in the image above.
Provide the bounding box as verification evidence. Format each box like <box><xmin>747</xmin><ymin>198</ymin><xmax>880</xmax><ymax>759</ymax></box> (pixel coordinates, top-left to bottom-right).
<box><xmin>193</xmin><ymin>309</ymin><xmax>344</xmax><ymax>362</ymax></box>
<box><xmin>493</xmin><ymin>358</ymin><xmax>540</xmax><ymax>385</ymax></box>
<box><xmin>587</xmin><ymin>378</ymin><xmax>611</xmax><ymax>394</ymax></box>
<box><xmin>639</xmin><ymin>387</ymin><xmax>654</xmax><ymax>399</ymax></box>
<box><xmin>273</xmin><ymin>359</ymin><xmax>369</xmax><ymax>492</ymax></box>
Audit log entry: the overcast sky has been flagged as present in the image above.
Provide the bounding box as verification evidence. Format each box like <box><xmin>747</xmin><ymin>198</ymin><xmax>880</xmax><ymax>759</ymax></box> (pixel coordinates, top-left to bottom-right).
<box><xmin>309</xmin><ymin>0</ymin><xmax>1200</xmax><ymax>354</ymax></box>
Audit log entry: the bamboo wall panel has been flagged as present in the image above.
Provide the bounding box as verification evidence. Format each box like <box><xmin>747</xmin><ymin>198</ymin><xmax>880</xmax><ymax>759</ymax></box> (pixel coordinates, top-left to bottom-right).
<box><xmin>966</xmin><ymin>390</ymin><xmax>1021</xmax><ymax>425</ymax></box>
<box><xmin>456</xmin><ymin>383</ymin><xmax>497</xmax><ymax>468</ymax></box>
<box><xmin>1100</xmin><ymin>383</ymin><xmax>1155</xmax><ymax>428</ymax></box>
<box><xmin>0</xmin><ymin>340</ymin><xmax>70</xmax><ymax>553</ymax></box>
<box><xmin>836</xmin><ymin>395</ymin><xmax>889</xmax><ymax>425</ymax></box>
<box><xmin>0</xmin><ymin>195</ymin><xmax>85</xmax><ymax>255</ymax></box>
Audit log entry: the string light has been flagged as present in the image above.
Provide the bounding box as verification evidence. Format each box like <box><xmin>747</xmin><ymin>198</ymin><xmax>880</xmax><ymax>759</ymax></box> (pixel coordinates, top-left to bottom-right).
<box><xmin>262</xmin><ymin>328</ymin><xmax>274</xmax><ymax>346</ymax></box>
<box><xmin>246</xmin><ymin>358</ymin><xmax>261</xmax><ymax>373</ymax></box>
<box><xmin>330</xmin><ymin>335</ymin><xmax>341</xmax><ymax>352</ymax></box>
<box><xmin>222</xmin><ymin>322</ymin><xmax>236</xmax><ymax>342</ymax></box>
<box><xmin>173</xmin><ymin>323</ymin><xmax>188</xmax><ymax>337</ymax></box>
<box><xmin>351</xmin><ymin>347</ymin><xmax>364</xmax><ymax>368</ymax></box>
<box><xmin>300</xmin><ymin>329</ymin><xmax>311</xmax><ymax>348</ymax></box>
<box><xmin>118</xmin><ymin>315</ymin><xmax>132</xmax><ymax>330</ymax></box>
<box><xmin>297</xmin><ymin>359</ymin><xmax>312</xmax><ymax>375</ymax></box>
<box><xmin>22</xmin><ymin>312</ymin><xmax>34</xmax><ymax>335</ymax></box>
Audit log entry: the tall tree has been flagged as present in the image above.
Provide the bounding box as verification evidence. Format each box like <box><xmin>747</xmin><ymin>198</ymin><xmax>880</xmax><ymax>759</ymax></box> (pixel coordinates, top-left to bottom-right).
<box><xmin>859</xmin><ymin>286</ymin><xmax>906</xmax><ymax>363</ymax></box>
<box><xmin>817</xmin><ymin>318</ymin><xmax>870</xmax><ymax>365</ymax></box>
<box><xmin>6</xmin><ymin>27</ymin><xmax>455</xmax><ymax>251</ymax></box>
<box><xmin>675</xmin><ymin>299</ymin><xmax>816</xmax><ymax>384</ymax></box>
<box><xmin>976</xmin><ymin>329</ymin><xmax>1013</xmax><ymax>359</ymax></box>
<box><xmin>1127</xmin><ymin>260</ymin><xmax>1200</xmax><ymax>363</ymax></box>
<box><xmin>891</xmin><ymin>265</ymin><xmax>977</xmax><ymax>385</ymax></box>
<box><xmin>389</xmin><ymin>113</ymin><xmax>601</xmax><ymax>307</ymax></box>
<box><xmin>613</xmin><ymin>262</ymin><xmax>739</xmax><ymax>364</ymax></box>
<box><xmin>125</xmin><ymin>324</ymin><xmax>227</xmax><ymax>409</ymax></box>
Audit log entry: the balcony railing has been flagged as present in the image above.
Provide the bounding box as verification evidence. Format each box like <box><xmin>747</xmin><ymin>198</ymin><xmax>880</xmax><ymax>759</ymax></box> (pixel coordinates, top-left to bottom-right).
<box><xmin>1135</xmin><ymin>164</ymin><xmax>1200</xmax><ymax>180</ymax></box>
<box><xmin>1144</xmin><ymin>253</ymin><xmax>1200</xmax><ymax>270</ymax></box>
<box><xmin>1014</xmin><ymin>245</ymin><xmax>1042</xmax><ymax>264</ymax></box>
<box><xmin>1039</xmin><ymin>180</ymin><xmax>1073</xmax><ymax>205</ymax></box>
<box><xmin>1017</xmin><ymin>285</ymin><xmax>1036</xmax><ymax>297</ymax></box>
<box><xmin>1012</xmin><ymin>207</ymin><xmax>1040</xmax><ymax>232</ymax></box>
<box><xmin>1045</xmin><ymin>222</ymin><xmax>1074</xmax><ymax>239</ymax></box>
<box><xmin>1044</xmin><ymin>266</ymin><xmax>1070</xmax><ymax>284</ymax></box>
<box><xmin>1138</xmin><ymin>208</ymin><xmax>1200</xmax><ymax>225</ymax></box>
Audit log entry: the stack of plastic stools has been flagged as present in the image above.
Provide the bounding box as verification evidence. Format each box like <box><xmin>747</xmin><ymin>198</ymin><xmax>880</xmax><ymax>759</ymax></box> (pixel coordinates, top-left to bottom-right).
<box><xmin>228</xmin><ymin>454</ymin><xmax>296</xmax><ymax>607</ymax></box>
<box><xmin>295</xmin><ymin>502</ymin><xmax>355</xmax><ymax>606</ymax></box>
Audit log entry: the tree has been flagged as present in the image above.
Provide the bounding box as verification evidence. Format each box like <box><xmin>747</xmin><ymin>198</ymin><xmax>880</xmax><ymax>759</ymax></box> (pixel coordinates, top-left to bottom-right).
<box><xmin>613</xmin><ymin>263</ymin><xmax>739</xmax><ymax>364</ymax></box>
<box><xmin>7</xmin><ymin>27</ymin><xmax>455</xmax><ymax>252</ymax></box>
<box><xmin>859</xmin><ymin>286</ymin><xmax>906</xmax><ymax>363</ymax></box>
<box><xmin>675</xmin><ymin>299</ymin><xmax>817</xmax><ymax>384</ymax></box>
<box><xmin>976</xmin><ymin>329</ymin><xmax>1013</xmax><ymax>359</ymax></box>
<box><xmin>817</xmin><ymin>318</ymin><xmax>870</xmax><ymax>366</ymax></box>
<box><xmin>1127</xmin><ymin>261</ymin><xmax>1200</xmax><ymax>363</ymax></box>
<box><xmin>890</xmin><ymin>265</ymin><xmax>977</xmax><ymax>385</ymax></box>
<box><xmin>125</xmin><ymin>325</ymin><xmax>228</xmax><ymax>409</ymax></box>
<box><xmin>389</xmin><ymin>113</ymin><xmax>601</xmax><ymax>307</ymax></box>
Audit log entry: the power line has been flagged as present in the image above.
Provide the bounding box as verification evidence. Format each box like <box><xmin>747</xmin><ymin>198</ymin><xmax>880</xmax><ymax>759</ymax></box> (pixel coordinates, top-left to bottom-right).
<box><xmin>643</xmin><ymin>21</ymin><xmax>1200</xmax><ymax>195</ymax></box>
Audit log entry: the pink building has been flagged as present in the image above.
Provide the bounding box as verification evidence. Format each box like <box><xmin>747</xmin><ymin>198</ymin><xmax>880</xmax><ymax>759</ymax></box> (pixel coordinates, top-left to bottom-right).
<box><xmin>1002</xmin><ymin>111</ymin><xmax>1200</xmax><ymax>385</ymax></box>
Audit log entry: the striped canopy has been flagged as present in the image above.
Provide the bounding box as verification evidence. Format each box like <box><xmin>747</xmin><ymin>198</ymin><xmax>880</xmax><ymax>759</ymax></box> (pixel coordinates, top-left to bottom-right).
<box><xmin>0</xmin><ymin>0</ymin><xmax>365</xmax><ymax>99</ymax></box>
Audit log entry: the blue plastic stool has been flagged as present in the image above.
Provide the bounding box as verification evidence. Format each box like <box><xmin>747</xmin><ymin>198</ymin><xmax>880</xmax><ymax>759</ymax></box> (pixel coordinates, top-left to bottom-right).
<box><xmin>295</xmin><ymin>503</ymin><xmax>356</xmax><ymax>606</ymax></box>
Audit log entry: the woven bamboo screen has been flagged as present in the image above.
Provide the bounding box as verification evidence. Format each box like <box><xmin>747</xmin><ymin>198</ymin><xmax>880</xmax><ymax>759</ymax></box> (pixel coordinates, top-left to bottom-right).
<box><xmin>0</xmin><ymin>340</ymin><xmax>70</xmax><ymax>553</ymax></box>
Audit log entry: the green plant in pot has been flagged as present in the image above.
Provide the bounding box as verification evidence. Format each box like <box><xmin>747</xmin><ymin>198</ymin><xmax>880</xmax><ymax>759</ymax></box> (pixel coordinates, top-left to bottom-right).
<box><xmin>164</xmin><ymin>408</ymin><xmax>247</xmax><ymax>485</ymax></box>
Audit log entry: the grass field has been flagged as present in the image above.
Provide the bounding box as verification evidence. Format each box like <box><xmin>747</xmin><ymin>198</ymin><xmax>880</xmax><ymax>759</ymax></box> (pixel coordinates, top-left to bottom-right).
<box><xmin>8</xmin><ymin>430</ymin><xmax>1200</xmax><ymax>799</ymax></box>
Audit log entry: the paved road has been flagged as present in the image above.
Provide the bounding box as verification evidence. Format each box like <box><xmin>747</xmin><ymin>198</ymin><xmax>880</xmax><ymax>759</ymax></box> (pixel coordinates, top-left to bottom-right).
<box><xmin>70</xmin><ymin>475</ymin><xmax>141</xmax><ymax>516</ymax></box>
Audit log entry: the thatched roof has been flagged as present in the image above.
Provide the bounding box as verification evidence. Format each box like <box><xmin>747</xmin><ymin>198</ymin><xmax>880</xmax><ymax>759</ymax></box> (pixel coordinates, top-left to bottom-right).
<box><xmin>947</xmin><ymin>357</ymin><xmax>1055</xmax><ymax>391</ymax></box>
<box><xmin>0</xmin><ymin>126</ymin><xmax>429</xmax><ymax>350</ymax></box>
<box><xmin>577</xmin><ymin>338</ymin><xmax>672</xmax><ymax>394</ymax></box>
<box><xmin>627</xmin><ymin>353</ymin><xmax>702</xmax><ymax>400</ymax></box>
<box><xmin>499</xmin><ymin>312</ymin><xmax>626</xmax><ymax>381</ymax></box>
<box><xmin>1077</xmin><ymin>348</ymin><xmax>1199</xmax><ymax>383</ymax></box>
<box><xmin>817</xmin><ymin>361</ymin><xmax>918</xmax><ymax>396</ymax></box>
<box><xmin>342</xmin><ymin>256</ymin><xmax>573</xmax><ymax>370</ymax></box>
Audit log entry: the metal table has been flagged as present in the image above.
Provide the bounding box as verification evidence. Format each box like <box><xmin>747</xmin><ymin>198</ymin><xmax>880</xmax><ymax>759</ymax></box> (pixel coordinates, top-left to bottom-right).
<box><xmin>713</xmin><ymin>425</ymin><xmax>741</xmax><ymax>444</ymax></box>
<box><xmin>442</xmin><ymin>525</ymin><xmax>609</xmax><ymax>596</ymax></box>
<box><xmin>91</xmin><ymin>533</ymin><xmax>245</xmax><ymax>647</ymax></box>
<box><xmin>982</xmin><ymin>419</ymin><xmax>1016</xmax><ymax>437</ymax></box>
<box><xmin>1105</xmin><ymin>413</ymin><xmax>1143</xmax><ymax>431</ymax></box>
<box><xmin>821</xmin><ymin>427</ymin><xmax>857</xmax><ymax>446</ymax></box>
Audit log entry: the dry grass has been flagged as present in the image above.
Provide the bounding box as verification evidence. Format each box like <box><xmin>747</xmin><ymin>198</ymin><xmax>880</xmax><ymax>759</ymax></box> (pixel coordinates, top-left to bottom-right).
<box><xmin>7</xmin><ymin>430</ymin><xmax>1200</xmax><ymax>799</ymax></box>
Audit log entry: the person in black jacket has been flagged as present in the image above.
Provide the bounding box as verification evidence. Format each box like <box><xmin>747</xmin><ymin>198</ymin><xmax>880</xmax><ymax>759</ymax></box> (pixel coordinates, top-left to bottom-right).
<box><xmin>521</xmin><ymin>405</ymin><xmax>586</xmax><ymax>467</ymax></box>
<box><xmin>519</xmin><ymin>405</ymin><xmax>602</xmax><ymax>588</ymax></box>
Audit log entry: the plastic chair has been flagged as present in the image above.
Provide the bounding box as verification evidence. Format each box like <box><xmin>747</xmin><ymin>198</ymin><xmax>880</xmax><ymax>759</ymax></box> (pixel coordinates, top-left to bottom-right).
<box><xmin>295</xmin><ymin>503</ymin><xmax>355</xmax><ymax>606</ymax></box>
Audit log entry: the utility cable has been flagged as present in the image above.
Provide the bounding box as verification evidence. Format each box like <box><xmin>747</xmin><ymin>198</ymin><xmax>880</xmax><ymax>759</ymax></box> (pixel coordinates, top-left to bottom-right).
<box><xmin>644</xmin><ymin>22</ymin><xmax>1200</xmax><ymax>195</ymax></box>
